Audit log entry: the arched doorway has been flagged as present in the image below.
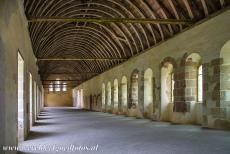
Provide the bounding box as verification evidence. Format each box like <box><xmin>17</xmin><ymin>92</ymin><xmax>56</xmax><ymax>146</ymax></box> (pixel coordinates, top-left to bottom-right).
<box><xmin>144</xmin><ymin>68</ymin><xmax>153</xmax><ymax>118</ymax></box>
<box><xmin>18</xmin><ymin>52</ymin><xmax>24</xmax><ymax>142</ymax></box>
<box><xmin>161</xmin><ymin>62</ymin><xmax>174</xmax><ymax>121</ymax></box>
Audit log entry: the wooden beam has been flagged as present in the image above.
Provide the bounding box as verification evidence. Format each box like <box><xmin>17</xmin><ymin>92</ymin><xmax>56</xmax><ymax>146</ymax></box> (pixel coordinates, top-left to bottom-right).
<box><xmin>43</xmin><ymin>84</ymin><xmax>70</xmax><ymax>85</ymax></box>
<box><xmin>37</xmin><ymin>58</ymin><xmax>127</xmax><ymax>61</ymax></box>
<box><xmin>28</xmin><ymin>17</ymin><xmax>193</xmax><ymax>25</ymax></box>
<box><xmin>42</xmin><ymin>80</ymin><xmax>80</xmax><ymax>82</ymax></box>
<box><xmin>43</xmin><ymin>87</ymin><xmax>76</xmax><ymax>89</ymax></box>
<box><xmin>40</xmin><ymin>72</ymin><xmax>99</xmax><ymax>75</ymax></box>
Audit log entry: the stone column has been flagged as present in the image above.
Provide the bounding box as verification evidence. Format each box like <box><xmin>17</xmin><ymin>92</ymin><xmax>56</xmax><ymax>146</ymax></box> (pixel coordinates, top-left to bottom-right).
<box><xmin>173</xmin><ymin>65</ymin><xmax>186</xmax><ymax>112</ymax></box>
<box><xmin>105</xmin><ymin>86</ymin><xmax>108</xmax><ymax>112</ymax></box>
<box><xmin>138</xmin><ymin>70</ymin><xmax>145</xmax><ymax>118</ymax></box>
<box><xmin>203</xmin><ymin>58</ymin><xmax>230</xmax><ymax>129</ymax></box>
<box><xmin>111</xmin><ymin>86</ymin><xmax>114</xmax><ymax>113</ymax></box>
<box><xmin>173</xmin><ymin>60</ymin><xmax>199</xmax><ymax>113</ymax></box>
<box><xmin>118</xmin><ymin>83</ymin><xmax>122</xmax><ymax>114</ymax></box>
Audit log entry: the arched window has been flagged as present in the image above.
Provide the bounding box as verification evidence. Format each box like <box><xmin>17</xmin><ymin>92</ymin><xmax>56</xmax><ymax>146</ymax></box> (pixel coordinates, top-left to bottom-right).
<box><xmin>171</xmin><ymin>73</ymin><xmax>175</xmax><ymax>102</ymax></box>
<box><xmin>198</xmin><ymin>65</ymin><xmax>203</xmax><ymax>102</ymax></box>
<box><xmin>185</xmin><ymin>53</ymin><xmax>202</xmax><ymax>103</ymax></box>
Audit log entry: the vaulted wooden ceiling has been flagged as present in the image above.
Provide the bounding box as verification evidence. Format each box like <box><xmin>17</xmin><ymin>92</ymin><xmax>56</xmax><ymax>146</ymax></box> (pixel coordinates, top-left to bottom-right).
<box><xmin>24</xmin><ymin>0</ymin><xmax>229</xmax><ymax>88</ymax></box>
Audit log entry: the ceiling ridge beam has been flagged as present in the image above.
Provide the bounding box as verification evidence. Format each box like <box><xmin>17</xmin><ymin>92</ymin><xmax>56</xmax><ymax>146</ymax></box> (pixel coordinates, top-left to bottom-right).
<box><xmin>28</xmin><ymin>17</ymin><xmax>193</xmax><ymax>25</ymax></box>
<box><xmin>37</xmin><ymin>58</ymin><xmax>127</xmax><ymax>61</ymax></box>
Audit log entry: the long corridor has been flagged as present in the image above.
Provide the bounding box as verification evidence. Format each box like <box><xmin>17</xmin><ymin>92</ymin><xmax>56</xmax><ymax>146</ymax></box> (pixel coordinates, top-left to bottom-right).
<box><xmin>18</xmin><ymin>108</ymin><xmax>230</xmax><ymax>154</ymax></box>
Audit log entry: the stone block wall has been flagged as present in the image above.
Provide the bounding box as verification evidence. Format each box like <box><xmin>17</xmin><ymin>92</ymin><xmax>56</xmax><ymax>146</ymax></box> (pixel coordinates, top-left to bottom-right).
<box><xmin>0</xmin><ymin>0</ymin><xmax>43</xmax><ymax>153</ymax></box>
<box><xmin>74</xmin><ymin>9</ymin><xmax>230</xmax><ymax>130</ymax></box>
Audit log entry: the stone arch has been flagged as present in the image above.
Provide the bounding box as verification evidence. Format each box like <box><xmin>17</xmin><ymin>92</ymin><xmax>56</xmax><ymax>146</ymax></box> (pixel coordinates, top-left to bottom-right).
<box><xmin>185</xmin><ymin>53</ymin><xmax>202</xmax><ymax>102</ymax></box>
<box><xmin>220</xmin><ymin>40</ymin><xmax>230</xmax><ymax>108</ymax></box>
<box><xmin>220</xmin><ymin>40</ymin><xmax>230</xmax><ymax>65</ymax></box>
<box><xmin>160</xmin><ymin>57</ymin><xmax>177</xmax><ymax>69</ymax></box>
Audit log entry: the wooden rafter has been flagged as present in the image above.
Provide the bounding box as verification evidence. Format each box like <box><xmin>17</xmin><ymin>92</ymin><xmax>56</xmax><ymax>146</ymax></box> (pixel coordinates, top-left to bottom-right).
<box><xmin>200</xmin><ymin>0</ymin><xmax>209</xmax><ymax>16</ymax></box>
<box><xmin>183</xmin><ymin>0</ymin><xmax>194</xmax><ymax>19</ymax></box>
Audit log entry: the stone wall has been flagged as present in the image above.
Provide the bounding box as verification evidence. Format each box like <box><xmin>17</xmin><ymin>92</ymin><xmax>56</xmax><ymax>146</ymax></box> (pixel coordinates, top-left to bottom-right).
<box><xmin>74</xmin><ymin>9</ymin><xmax>230</xmax><ymax>130</ymax></box>
<box><xmin>44</xmin><ymin>89</ymin><xmax>73</xmax><ymax>107</ymax></box>
<box><xmin>0</xmin><ymin>0</ymin><xmax>42</xmax><ymax>153</ymax></box>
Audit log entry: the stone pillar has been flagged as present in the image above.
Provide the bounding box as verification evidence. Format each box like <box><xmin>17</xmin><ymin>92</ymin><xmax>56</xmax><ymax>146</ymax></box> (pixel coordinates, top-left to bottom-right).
<box><xmin>203</xmin><ymin>58</ymin><xmax>230</xmax><ymax>129</ymax></box>
<box><xmin>153</xmin><ymin>74</ymin><xmax>160</xmax><ymax>120</ymax></box>
<box><xmin>118</xmin><ymin>83</ymin><xmax>122</xmax><ymax>114</ymax></box>
<box><xmin>173</xmin><ymin>66</ymin><xmax>186</xmax><ymax>112</ymax></box>
<box><xmin>152</xmin><ymin>77</ymin><xmax>156</xmax><ymax>119</ymax></box>
<box><xmin>138</xmin><ymin>70</ymin><xmax>145</xmax><ymax>118</ymax></box>
<box><xmin>113</xmin><ymin>84</ymin><xmax>119</xmax><ymax>114</ymax></box>
<box><xmin>124</xmin><ymin>81</ymin><xmax>129</xmax><ymax>115</ymax></box>
<box><xmin>173</xmin><ymin>60</ymin><xmax>199</xmax><ymax>113</ymax></box>
<box><xmin>105</xmin><ymin>86</ymin><xmax>108</xmax><ymax>112</ymax></box>
<box><xmin>111</xmin><ymin>86</ymin><xmax>114</xmax><ymax>113</ymax></box>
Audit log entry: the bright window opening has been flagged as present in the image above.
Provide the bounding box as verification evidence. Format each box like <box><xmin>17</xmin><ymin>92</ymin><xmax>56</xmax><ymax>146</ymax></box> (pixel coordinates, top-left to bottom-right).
<box><xmin>29</xmin><ymin>73</ymin><xmax>33</xmax><ymax>128</ymax></box>
<box><xmin>198</xmin><ymin>65</ymin><xmax>203</xmax><ymax>102</ymax></box>
<box><xmin>49</xmin><ymin>83</ymin><xmax>53</xmax><ymax>92</ymax></box>
<box><xmin>18</xmin><ymin>52</ymin><xmax>24</xmax><ymax>142</ymax></box>
<box><xmin>55</xmin><ymin>79</ymin><xmax>61</xmax><ymax>92</ymax></box>
<box><xmin>62</xmin><ymin>82</ymin><xmax>67</xmax><ymax>91</ymax></box>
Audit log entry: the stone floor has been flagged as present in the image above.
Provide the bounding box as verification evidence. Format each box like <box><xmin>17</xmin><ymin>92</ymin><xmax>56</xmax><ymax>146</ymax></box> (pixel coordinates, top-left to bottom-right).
<box><xmin>18</xmin><ymin>107</ymin><xmax>230</xmax><ymax>154</ymax></box>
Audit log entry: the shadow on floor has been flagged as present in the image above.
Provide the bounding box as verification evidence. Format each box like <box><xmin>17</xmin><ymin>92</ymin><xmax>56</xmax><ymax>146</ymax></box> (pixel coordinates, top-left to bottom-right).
<box><xmin>27</xmin><ymin>131</ymin><xmax>60</xmax><ymax>140</ymax></box>
<box><xmin>17</xmin><ymin>152</ymin><xmax>36</xmax><ymax>154</ymax></box>
<box><xmin>34</xmin><ymin>122</ymin><xmax>58</xmax><ymax>126</ymax></box>
<box><xmin>36</xmin><ymin>117</ymin><xmax>55</xmax><ymax>120</ymax></box>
